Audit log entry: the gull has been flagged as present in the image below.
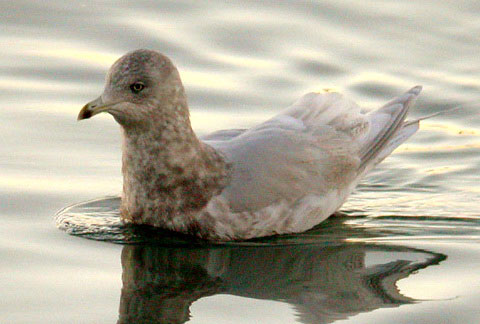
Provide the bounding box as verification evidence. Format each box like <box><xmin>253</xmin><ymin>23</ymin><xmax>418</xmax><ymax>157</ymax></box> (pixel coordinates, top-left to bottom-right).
<box><xmin>78</xmin><ymin>49</ymin><xmax>424</xmax><ymax>241</ymax></box>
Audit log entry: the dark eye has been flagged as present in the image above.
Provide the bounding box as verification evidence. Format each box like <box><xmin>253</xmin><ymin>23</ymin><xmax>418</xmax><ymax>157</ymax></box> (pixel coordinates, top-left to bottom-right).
<box><xmin>130</xmin><ymin>82</ymin><xmax>145</xmax><ymax>94</ymax></box>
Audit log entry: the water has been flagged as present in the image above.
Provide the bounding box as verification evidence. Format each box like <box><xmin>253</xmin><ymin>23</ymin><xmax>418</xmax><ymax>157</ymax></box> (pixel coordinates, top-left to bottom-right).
<box><xmin>1</xmin><ymin>1</ymin><xmax>480</xmax><ymax>323</ymax></box>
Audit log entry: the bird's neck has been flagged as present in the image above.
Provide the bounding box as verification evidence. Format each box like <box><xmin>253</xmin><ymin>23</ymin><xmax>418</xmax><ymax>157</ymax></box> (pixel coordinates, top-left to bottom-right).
<box><xmin>119</xmin><ymin>112</ymin><xmax>230</xmax><ymax>231</ymax></box>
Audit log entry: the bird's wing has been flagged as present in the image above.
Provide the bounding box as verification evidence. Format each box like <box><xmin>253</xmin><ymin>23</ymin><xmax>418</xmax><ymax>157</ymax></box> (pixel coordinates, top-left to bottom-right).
<box><xmin>358</xmin><ymin>86</ymin><xmax>422</xmax><ymax>172</ymax></box>
<box><xmin>200</xmin><ymin>129</ymin><xmax>246</xmax><ymax>141</ymax></box>
<box><xmin>207</xmin><ymin>92</ymin><xmax>367</xmax><ymax>212</ymax></box>
<box><xmin>206</xmin><ymin>87</ymin><xmax>423</xmax><ymax>213</ymax></box>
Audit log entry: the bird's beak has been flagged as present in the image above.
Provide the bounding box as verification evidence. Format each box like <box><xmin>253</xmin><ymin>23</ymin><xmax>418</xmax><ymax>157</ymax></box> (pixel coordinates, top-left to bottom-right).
<box><xmin>78</xmin><ymin>96</ymin><xmax>113</xmax><ymax>120</ymax></box>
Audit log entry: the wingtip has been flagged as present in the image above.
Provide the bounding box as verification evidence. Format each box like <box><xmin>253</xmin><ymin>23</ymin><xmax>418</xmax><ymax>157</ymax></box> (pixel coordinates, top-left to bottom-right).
<box><xmin>409</xmin><ymin>85</ymin><xmax>423</xmax><ymax>96</ymax></box>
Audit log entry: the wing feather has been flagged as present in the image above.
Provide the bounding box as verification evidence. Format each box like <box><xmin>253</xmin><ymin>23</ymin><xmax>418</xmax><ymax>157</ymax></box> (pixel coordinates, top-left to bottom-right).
<box><xmin>209</xmin><ymin>92</ymin><xmax>364</xmax><ymax>212</ymax></box>
<box><xmin>200</xmin><ymin>128</ymin><xmax>246</xmax><ymax>141</ymax></box>
<box><xmin>359</xmin><ymin>86</ymin><xmax>422</xmax><ymax>171</ymax></box>
<box><xmin>205</xmin><ymin>87</ymin><xmax>423</xmax><ymax>213</ymax></box>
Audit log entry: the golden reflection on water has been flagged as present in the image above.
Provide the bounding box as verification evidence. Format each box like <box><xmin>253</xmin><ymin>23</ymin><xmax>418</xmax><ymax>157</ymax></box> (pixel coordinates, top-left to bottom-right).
<box><xmin>394</xmin><ymin>122</ymin><xmax>480</xmax><ymax>153</ymax></box>
<box><xmin>181</xmin><ymin>69</ymin><xmax>247</xmax><ymax>91</ymax></box>
<box><xmin>0</xmin><ymin>76</ymin><xmax>97</xmax><ymax>93</ymax></box>
<box><xmin>417</xmin><ymin>70</ymin><xmax>480</xmax><ymax>89</ymax></box>
<box><xmin>2</xmin><ymin>36</ymin><xmax>118</xmax><ymax>68</ymax></box>
<box><xmin>0</xmin><ymin>173</ymin><xmax>119</xmax><ymax>195</ymax></box>
<box><xmin>423</xmin><ymin>165</ymin><xmax>466</xmax><ymax>175</ymax></box>
<box><xmin>420</xmin><ymin>123</ymin><xmax>480</xmax><ymax>136</ymax></box>
<box><xmin>399</xmin><ymin>142</ymin><xmax>480</xmax><ymax>153</ymax></box>
<box><xmin>31</xmin><ymin>48</ymin><xmax>119</xmax><ymax>69</ymax></box>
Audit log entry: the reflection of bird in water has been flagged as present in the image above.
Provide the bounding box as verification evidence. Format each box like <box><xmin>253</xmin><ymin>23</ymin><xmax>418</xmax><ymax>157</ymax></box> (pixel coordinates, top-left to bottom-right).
<box><xmin>78</xmin><ymin>49</ymin><xmax>428</xmax><ymax>241</ymax></box>
<box><xmin>117</xmin><ymin>242</ymin><xmax>445</xmax><ymax>324</ymax></box>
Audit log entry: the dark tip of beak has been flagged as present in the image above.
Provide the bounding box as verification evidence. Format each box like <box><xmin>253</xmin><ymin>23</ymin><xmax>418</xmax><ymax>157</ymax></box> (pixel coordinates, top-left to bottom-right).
<box><xmin>77</xmin><ymin>104</ymin><xmax>92</xmax><ymax>121</ymax></box>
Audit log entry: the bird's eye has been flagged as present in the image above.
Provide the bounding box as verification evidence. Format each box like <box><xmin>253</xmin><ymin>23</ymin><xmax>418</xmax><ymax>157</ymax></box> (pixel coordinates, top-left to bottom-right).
<box><xmin>130</xmin><ymin>82</ymin><xmax>145</xmax><ymax>94</ymax></box>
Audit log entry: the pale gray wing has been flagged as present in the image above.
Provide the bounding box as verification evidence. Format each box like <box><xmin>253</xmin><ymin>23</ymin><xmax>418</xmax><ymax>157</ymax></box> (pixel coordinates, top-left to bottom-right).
<box><xmin>200</xmin><ymin>129</ymin><xmax>246</xmax><ymax>141</ymax></box>
<box><xmin>206</xmin><ymin>92</ymin><xmax>367</xmax><ymax>213</ymax></box>
<box><xmin>282</xmin><ymin>86</ymin><xmax>423</xmax><ymax>173</ymax></box>
<box><xmin>205</xmin><ymin>88</ymin><xmax>423</xmax><ymax>213</ymax></box>
<box><xmin>358</xmin><ymin>86</ymin><xmax>422</xmax><ymax>171</ymax></box>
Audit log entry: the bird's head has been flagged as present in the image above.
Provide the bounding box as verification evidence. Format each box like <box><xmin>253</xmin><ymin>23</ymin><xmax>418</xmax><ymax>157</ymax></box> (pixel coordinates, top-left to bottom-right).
<box><xmin>78</xmin><ymin>49</ymin><xmax>185</xmax><ymax>129</ymax></box>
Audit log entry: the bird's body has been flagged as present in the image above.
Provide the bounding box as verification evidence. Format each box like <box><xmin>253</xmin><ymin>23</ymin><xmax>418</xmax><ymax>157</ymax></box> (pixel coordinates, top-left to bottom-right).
<box><xmin>79</xmin><ymin>49</ymin><xmax>423</xmax><ymax>241</ymax></box>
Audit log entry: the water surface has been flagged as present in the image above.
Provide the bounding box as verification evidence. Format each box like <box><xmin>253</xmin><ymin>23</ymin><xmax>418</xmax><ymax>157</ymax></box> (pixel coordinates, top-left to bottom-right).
<box><xmin>1</xmin><ymin>1</ymin><xmax>479</xmax><ymax>323</ymax></box>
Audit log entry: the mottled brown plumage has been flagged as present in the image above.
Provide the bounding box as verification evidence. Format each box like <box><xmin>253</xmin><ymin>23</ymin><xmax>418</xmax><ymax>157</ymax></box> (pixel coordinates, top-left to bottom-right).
<box><xmin>79</xmin><ymin>50</ymin><xmax>230</xmax><ymax>238</ymax></box>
